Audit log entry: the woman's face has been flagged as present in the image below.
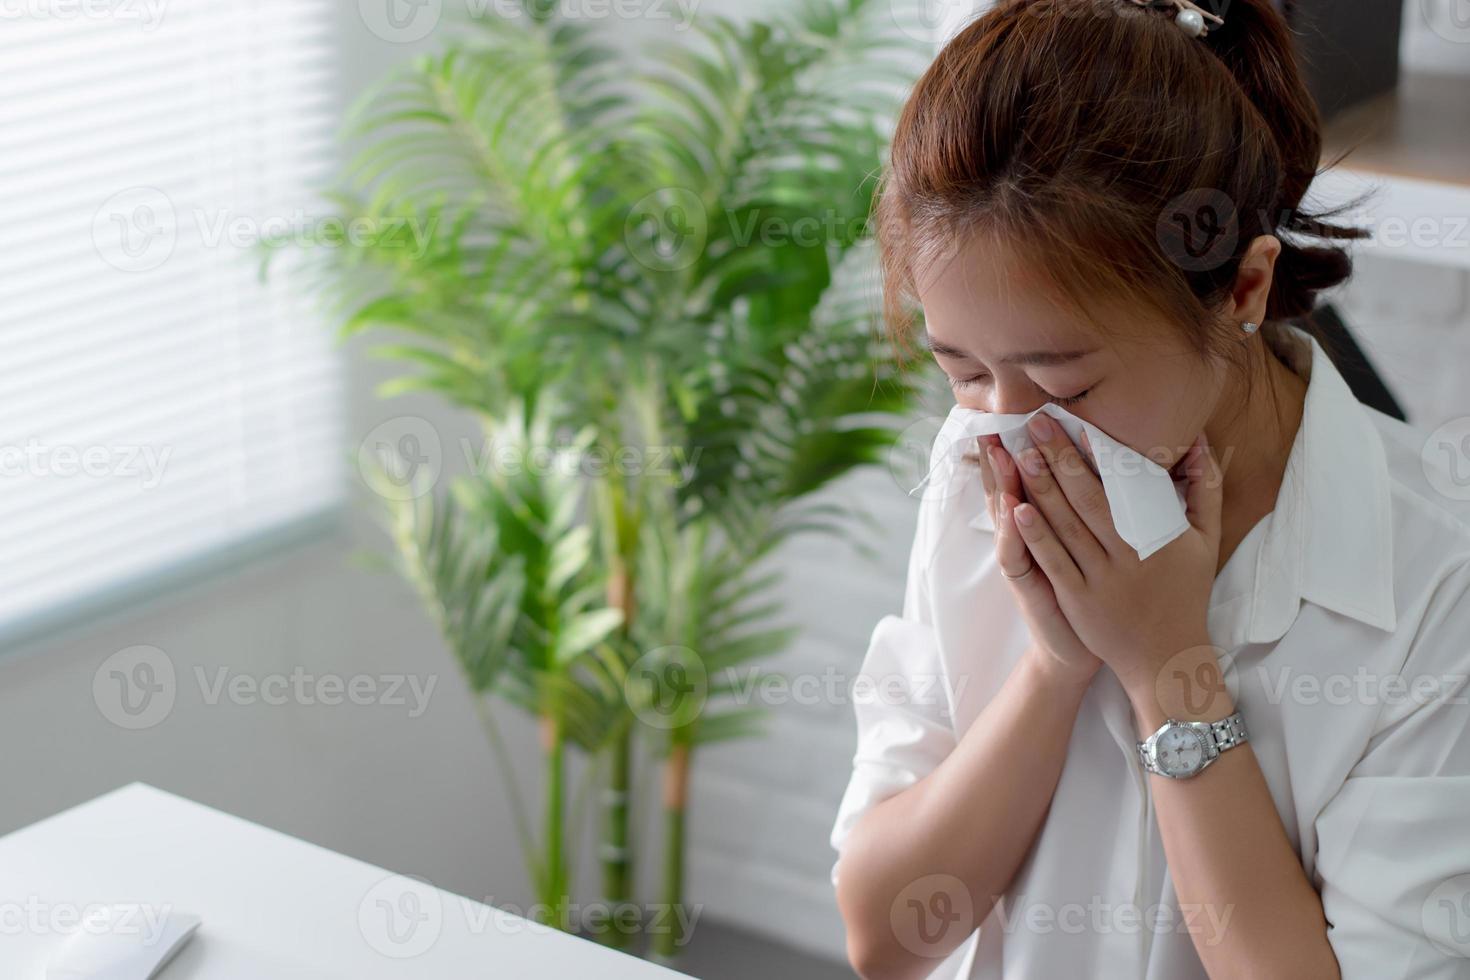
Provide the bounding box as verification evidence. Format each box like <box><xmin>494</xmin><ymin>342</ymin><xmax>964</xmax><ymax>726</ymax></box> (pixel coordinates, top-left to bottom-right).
<box><xmin>915</xmin><ymin>235</ymin><xmax>1229</xmax><ymax>472</ymax></box>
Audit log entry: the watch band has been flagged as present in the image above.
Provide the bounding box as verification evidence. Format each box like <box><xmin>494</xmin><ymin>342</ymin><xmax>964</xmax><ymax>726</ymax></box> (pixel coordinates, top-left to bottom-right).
<box><xmin>1207</xmin><ymin>712</ymin><xmax>1249</xmax><ymax>753</ymax></box>
<box><xmin>1137</xmin><ymin>711</ymin><xmax>1249</xmax><ymax>778</ymax></box>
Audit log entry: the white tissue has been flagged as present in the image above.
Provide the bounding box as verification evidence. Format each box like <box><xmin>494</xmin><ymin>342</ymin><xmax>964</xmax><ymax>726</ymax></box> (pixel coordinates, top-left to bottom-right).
<box><xmin>912</xmin><ymin>402</ymin><xmax>1191</xmax><ymax>561</ymax></box>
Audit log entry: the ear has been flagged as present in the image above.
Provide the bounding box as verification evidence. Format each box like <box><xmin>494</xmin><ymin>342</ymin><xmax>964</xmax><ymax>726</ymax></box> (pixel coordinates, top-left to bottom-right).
<box><xmin>1224</xmin><ymin>234</ymin><xmax>1281</xmax><ymax>327</ymax></box>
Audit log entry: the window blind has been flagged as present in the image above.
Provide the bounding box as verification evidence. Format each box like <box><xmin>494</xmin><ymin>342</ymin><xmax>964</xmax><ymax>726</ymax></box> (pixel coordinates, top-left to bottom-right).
<box><xmin>0</xmin><ymin>0</ymin><xmax>344</xmax><ymax>645</ymax></box>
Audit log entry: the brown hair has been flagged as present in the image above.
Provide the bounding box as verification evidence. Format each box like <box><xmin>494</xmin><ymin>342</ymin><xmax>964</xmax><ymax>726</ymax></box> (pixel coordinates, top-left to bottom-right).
<box><xmin>878</xmin><ymin>0</ymin><xmax>1368</xmax><ymax>364</ymax></box>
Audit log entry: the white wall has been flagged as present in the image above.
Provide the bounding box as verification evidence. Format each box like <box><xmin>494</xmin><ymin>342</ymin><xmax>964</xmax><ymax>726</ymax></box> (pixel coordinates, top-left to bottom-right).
<box><xmin>2</xmin><ymin>2</ymin><xmax>1466</xmax><ymax>974</ymax></box>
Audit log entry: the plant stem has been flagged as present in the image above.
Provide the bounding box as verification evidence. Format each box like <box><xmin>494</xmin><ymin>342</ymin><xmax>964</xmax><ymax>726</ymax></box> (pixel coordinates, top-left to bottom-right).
<box><xmin>652</xmin><ymin>742</ymin><xmax>691</xmax><ymax>962</ymax></box>
<box><xmin>541</xmin><ymin>712</ymin><xmax>570</xmax><ymax>931</ymax></box>
<box><xmin>472</xmin><ymin>695</ymin><xmax>540</xmax><ymax>887</ymax></box>
<box><xmin>596</xmin><ymin>479</ymin><xmax>640</xmax><ymax>948</ymax></box>
<box><xmin>600</xmin><ymin>729</ymin><xmax>636</xmax><ymax>948</ymax></box>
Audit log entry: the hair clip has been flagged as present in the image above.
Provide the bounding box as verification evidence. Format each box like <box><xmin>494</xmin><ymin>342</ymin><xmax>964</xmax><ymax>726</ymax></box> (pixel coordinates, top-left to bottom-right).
<box><xmin>1129</xmin><ymin>0</ymin><xmax>1225</xmax><ymax>38</ymax></box>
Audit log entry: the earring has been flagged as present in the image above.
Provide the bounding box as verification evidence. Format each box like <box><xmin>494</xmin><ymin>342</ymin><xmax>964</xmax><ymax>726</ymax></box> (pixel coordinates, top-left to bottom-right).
<box><xmin>1242</xmin><ymin>321</ymin><xmax>1259</xmax><ymax>335</ymax></box>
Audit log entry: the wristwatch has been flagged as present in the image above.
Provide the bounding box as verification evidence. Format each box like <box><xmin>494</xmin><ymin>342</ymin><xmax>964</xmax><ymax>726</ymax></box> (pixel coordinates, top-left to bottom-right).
<box><xmin>1136</xmin><ymin>712</ymin><xmax>1249</xmax><ymax>779</ymax></box>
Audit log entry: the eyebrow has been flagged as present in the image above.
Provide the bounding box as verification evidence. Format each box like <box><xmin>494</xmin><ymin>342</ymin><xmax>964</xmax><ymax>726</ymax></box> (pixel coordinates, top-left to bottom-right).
<box><xmin>922</xmin><ymin>332</ymin><xmax>1099</xmax><ymax>367</ymax></box>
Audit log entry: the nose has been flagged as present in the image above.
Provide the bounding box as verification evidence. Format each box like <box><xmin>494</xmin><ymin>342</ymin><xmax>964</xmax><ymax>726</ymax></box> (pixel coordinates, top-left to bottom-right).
<box><xmin>987</xmin><ymin>379</ymin><xmax>1047</xmax><ymax>417</ymax></box>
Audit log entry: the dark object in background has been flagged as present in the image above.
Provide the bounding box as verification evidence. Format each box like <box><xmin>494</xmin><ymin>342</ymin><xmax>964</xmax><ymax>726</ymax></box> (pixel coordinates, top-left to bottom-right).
<box><xmin>1295</xmin><ymin>304</ymin><xmax>1408</xmax><ymax>422</ymax></box>
<box><xmin>1262</xmin><ymin>0</ymin><xmax>1408</xmax><ymax>422</ymax></box>
<box><xmin>1266</xmin><ymin>0</ymin><xmax>1404</xmax><ymax>121</ymax></box>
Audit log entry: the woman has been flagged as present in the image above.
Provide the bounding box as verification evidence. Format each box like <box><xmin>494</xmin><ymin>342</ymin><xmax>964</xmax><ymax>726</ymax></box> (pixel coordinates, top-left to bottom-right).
<box><xmin>829</xmin><ymin>1</ymin><xmax>1470</xmax><ymax>978</ymax></box>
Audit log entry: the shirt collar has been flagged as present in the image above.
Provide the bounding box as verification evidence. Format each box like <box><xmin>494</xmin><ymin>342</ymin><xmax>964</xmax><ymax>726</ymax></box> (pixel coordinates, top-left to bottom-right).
<box><xmin>1241</xmin><ymin>325</ymin><xmax>1397</xmax><ymax>643</ymax></box>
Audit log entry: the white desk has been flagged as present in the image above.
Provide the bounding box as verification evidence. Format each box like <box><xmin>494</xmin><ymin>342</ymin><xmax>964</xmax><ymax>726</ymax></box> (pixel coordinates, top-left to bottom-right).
<box><xmin>0</xmin><ymin>784</ymin><xmax>694</xmax><ymax>979</ymax></box>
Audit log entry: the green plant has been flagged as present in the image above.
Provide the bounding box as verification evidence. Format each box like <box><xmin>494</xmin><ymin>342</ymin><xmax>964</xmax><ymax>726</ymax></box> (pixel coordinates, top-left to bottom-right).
<box><xmin>379</xmin><ymin>403</ymin><xmax>628</xmax><ymax>929</ymax></box>
<box><xmin>293</xmin><ymin>0</ymin><xmax>924</xmax><ymax>960</ymax></box>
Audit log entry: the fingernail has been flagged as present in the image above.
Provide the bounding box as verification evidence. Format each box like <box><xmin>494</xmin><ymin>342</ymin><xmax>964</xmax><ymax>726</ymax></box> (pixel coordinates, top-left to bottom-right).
<box><xmin>1015</xmin><ymin>504</ymin><xmax>1036</xmax><ymax>527</ymax></box>
<box><xmin>988</xmin><ymin>445</ymin><xmax>1009</xmax><ymax>475</ymax></box>
<box><xmin>1028</xmin><ymin>413</ymin><xmax>1055</xmax><ymax>440</ymax></box>
<box><xmin>1022</xmin><ymin>449</ymin><xmax>1046</xmax><ymax>476</ymax></box>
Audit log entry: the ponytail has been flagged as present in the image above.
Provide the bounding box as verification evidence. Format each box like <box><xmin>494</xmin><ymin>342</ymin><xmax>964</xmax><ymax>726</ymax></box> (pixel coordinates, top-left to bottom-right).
<box><xmin>1199</xmin><ymin>0</ymin><xmax>1369</xmax><ymax>321</ymax></box>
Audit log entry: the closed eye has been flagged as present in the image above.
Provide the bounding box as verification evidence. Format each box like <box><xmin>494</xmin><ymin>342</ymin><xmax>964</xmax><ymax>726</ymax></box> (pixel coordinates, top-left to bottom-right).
<box><xmin>946</xmin><ymin>373</ymin><xmax>989</xmax><ymax>392</ymax></box>
<box><xmin>946</xmin><ymin>374</ymin><xmax>1096</xmax><ymax>408</ymax></box>
<box><xmin>1046</xmin><ymin>386</ymin><xmax>1094</xmax><ymax>407</ymax></box>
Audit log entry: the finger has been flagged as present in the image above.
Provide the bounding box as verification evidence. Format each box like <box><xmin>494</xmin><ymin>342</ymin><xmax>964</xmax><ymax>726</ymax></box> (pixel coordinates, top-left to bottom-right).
<box><xmin>994</xmin><ymin>491</ymin><xmax>1035</xmax><ymax>580</ymax></box>
<box><xmin>987</xmin><ymin>443</ymin><xmax>1023</xmax><ymax>506</ymax></box>
<box><xmin>975</xmin><ymin>435</ymin><xmax>999</xmax><ymax>525</ymax></box>
<box><xmin>1028</xmin><ymin>414</ymin><xmax>1124</xmax><ymax>553</ymax></box>
<box><xmin>1184</xmin><ymin>432</ymin><xmax>1224</xmax><ymax>543</ymax></box>
<box><xmin>1015</xmin><ymin>444</ymin><xmax>1107</xmax><ymax>572</ymax></box>
<box><xmin>1078</xmin><ymin>428</ymin><xmax>1098</xmax><ymax>474</ymax></box>
<box><xmin>1013</xmin><ymin>501</ymin><xmax>1084</xmax><ymax>591</ymax></box>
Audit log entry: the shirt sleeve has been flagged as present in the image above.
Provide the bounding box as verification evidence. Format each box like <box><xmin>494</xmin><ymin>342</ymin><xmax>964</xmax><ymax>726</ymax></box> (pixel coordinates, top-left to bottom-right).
<box><xmin>829</xmin><ymin>491</ymin><xmax>959</xmax><ymax>886</ymax></box>
<box><xmin>1313</xmin><ymin>563</ymin><xmax>1470</xmax><ymax>979</ymax></box>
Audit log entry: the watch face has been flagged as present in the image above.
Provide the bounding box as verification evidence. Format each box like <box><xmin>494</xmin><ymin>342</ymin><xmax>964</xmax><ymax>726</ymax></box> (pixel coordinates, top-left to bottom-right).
<box><xmin>1154</xmin><ymin>725</ymin><xmax>1209</xmax><ymax>777</ymax></box>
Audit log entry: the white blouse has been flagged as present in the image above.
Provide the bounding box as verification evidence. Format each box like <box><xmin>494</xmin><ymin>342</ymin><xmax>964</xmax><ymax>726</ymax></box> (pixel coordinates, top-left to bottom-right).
<box><xmin>830</xmin><ymin>326</ymin><xmax>1470</xmax><ymax>979</ymax></box>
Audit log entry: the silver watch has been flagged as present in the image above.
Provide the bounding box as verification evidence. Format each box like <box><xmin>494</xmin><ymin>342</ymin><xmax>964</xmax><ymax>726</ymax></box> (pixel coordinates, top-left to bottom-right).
<box><xmin>1136</xmin><ymin>712</ymin><xmax>1249</xmax><ymax>779</ymax></box>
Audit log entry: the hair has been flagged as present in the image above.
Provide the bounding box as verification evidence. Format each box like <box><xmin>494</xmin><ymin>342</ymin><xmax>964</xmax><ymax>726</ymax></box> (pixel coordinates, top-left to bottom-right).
<box><xmin>878</xmin><ymin>0</ymin><xmax>1369</xmax><ymax>367</ymax></box>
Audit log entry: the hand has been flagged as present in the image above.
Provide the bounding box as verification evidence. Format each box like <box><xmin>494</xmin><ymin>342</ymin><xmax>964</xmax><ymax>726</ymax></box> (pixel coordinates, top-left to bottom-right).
<box><xmin>976</xmin><ymin>434</ymin><xmax>1102</xmax><ymax>690</ymax></box>
<box><xmin>1000</xmin><ymin>415</ymin><xmax>1223</xmax><ymax>702</ymax></box>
